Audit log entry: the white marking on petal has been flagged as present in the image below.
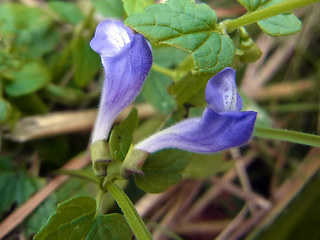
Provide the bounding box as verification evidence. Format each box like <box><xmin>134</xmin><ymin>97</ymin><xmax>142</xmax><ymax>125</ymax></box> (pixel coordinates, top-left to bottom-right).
<box><xmin>222</xmin><ymin>75</ymin><xmax>237</xmax><ymax>111</ymax></box>
<box><xmin>105</xmin><ymin>22</ymin><xmax>131</xmax><ymax>51</ymax></box>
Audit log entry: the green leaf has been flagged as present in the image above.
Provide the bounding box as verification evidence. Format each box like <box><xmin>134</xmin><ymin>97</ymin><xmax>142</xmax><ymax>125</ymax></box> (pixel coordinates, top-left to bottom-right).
<box><xmin>174</xmin><ymin>55</ymin><xmax>195</xmax><ymax>80</ymax></box>
<box><xmin>125</xmin><ymin>0</ymin><xmax>235</xmax><ymax>74</ymax></box>
<box><xmin>91</xmin><ymin>0</ymin><xmax>125</xmax><ymax>18</ymax></box>
<box><xmin>110</xmin><ymin>109</ymin><xmax>139</xmax><ymax>162</ymax></box>
<box><xmin>0</xmin><ymin>171</ymin><xmax>56</xmax><ymax>237</ymax></box>
<box><xmin>142</xmin><ymin>71</ymin><xmax>176</xmax><ymax>114</ymax></box>
<box><xmin>85</xmin><ymin>214</ymin><xmax>132</xmax><ymax>240</ymax></box>
<box><xmin>11</xmin><ymin>93</ymin><xmax>48</xmax><ymax>114</ymax></box>
<box><xmin>72</xmin><ymin>37</ymin><xmax>101</xmax><ymax>88</ymax></box>
<box><xmin>0</xmin><ymin>99</ymin><xmax>13</xmax><ymax>125</ymax></box>
<box><xmin>257</xmin><ymin>13</ymin><xmax>301</xmax><ymax>36</ymax></box>
<box><xmin>152</xmin><ymin>45</ymin><xmax>189</xmax><ymax>69</ymax></box>
<box><xmin>55</xmin><ymin>174</ymin><xmax>98</xmax><ymax>203</ymax></box>
<box><xmin>49</xmin><ymin>1</ymin><xmax>84</xmax><ymax>25</ymax></box>
<box><xmin>237</xmin><ymin>0</ymin><xmax>269</xmax><ymax>11</ymax></box>
<box><xmin>0</xmin><ymin>3</ymin><xmax>52</xmax><ymax>42</ymax></box>
<box><xmin>168</xmin><ymin>71</ymin><xmax>212</xmax><ymax>106</ymax></box>
<box><xmin>0</xmin><ymin>171</ymin><xmax>58</xmax><ymax>238</ymax></box>
<box><xmin>0</xmin><ymin>171</ymin><xmax>38</xmax><ymax>213</ymax></box>
<box><xmin>122</xmin><ymin>0</ymin><xmax>154</xmax><ymax>16</ymax></box>
<box><xmin>36</xmin><ymin>136</ymin><xmax>70</xmax><ymax>167</ymax></box>
<box><xmin>142</xmin><ymin>45</ymin><xmax>189</xmax><ymax>112</ymax></box>
<box><xmin>133</xmin><ymin>116</ymin><xmax>165</xmax><ymax>142</ymax></box>
<box><xmin>134</xmin><ymin>149</ymin><xmax>191</xmax><ymax>193</ymax></box>
<box><xmin>24</xmin><ymin>28</ymin><xmax>60</xmax><ymax>60</ymax></box>
<box><xmin>0</xmin><ymin>155</ymin><xmax>14</xmax><ymax>171</ymax></box>
<box><xmin>236</xmin><ymin>0</ymin><xmax>302</xmax><ymax>36</ymax></box>
<box><xmin>183</xmin><ymin>153</ymin><xmax>234</xmax><ymax>179</ymax></box>
<box><xmin>4</xmin><ymin>62</ymin><xmax>50</xmax><ymax>97</ymax></box>
<box><xmin>0</xmin><ymin>3</ymin><xmax>59</xmax><ymax>59</ymax></box>
<box><xmin>45</xmin><ymin>84</ymin><xmax>85</xmax><ymax>105</ymax></box>
<box><xmin>34</xmin><ymin>196</ymin><xmax>96</xmax><ymax>240</ymax></box>
<box><xmin>188</xmin><ymin>106</ymin><xmax>206</xmax><ymax>117</ymax></box>
<box><xmin>0</xmin><ymin>49</ymin><xmax>21</xmax><ymax>73</ymax></box>
<box><xmin>133</xmin><ymin>116</ymin><xmax>166</xmax><ymax>142</ymax></box>
<box><xmin>0</xmin><ymin>98</ymin><xmax>20</xmax><ymax>128</ymax></box>
<box><xmin>24</xmin><ymin>181</ymin><xmax>57</xmax><ymax>237</ymax></box>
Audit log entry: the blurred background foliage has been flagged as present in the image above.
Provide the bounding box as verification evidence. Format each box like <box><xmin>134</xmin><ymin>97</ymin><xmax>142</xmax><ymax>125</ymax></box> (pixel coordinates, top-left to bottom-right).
<box><xmin>0</xmin><ymin>0</ymin><xmax>319</xmax><ymax>239</ymax></box>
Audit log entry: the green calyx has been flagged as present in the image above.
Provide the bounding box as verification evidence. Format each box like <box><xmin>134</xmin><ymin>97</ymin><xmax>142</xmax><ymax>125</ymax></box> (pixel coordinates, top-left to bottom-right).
<box><xmin>90</xmin><ymin>140</ymin><xmax>111</xmax><ymax>177</ymax></box>
<box><xmin>120</xmin><ymin>145</ymin><xmax>149</xmax><ymax>178</ymax></box>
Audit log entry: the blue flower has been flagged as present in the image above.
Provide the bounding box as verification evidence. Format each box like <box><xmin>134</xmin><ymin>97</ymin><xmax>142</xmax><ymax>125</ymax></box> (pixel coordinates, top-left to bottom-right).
<box><xmin>135</xmin><ymin>67</ymin><xmax>257</xmax><ymax>153</ymax></box>
<box><xmin>90</xmin><ymin>20</ymin><xmax>152</xmax><ymax>143</ymax></box>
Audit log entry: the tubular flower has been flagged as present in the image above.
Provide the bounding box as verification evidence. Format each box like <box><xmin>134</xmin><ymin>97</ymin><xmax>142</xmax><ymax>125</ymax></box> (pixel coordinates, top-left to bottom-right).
<box><xmin>90</xmin><ymin>19</ymin><xmax>152</xmax><ymax>143</ymax></box>
<box><xmin>135</xmin><ymin>67</ymin><xmax>257</xmax><ymax>153</ymax></box>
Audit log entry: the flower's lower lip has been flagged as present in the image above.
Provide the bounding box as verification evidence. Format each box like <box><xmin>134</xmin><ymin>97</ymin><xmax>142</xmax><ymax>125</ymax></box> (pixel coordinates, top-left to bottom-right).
<box><xmin>134</xmin><ymin>67</ymin><xmax>257</xmax><ymax>154</ymax></box>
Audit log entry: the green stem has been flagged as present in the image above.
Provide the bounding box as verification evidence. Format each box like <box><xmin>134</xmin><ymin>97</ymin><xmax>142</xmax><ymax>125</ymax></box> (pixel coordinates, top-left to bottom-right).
<box><xmin>253</xmin><ymin>126</ymin><xmax>320</xmax><ymax>147</ymax></box>
<box><xmin>95</xmin><ymin>188</ymin><xmax>105</xmax><ymax>215</ymax></box>
<box><xmin>151</xmin><ymin>63</ymin><xmax>176</xmax><ymax>79</ymax></box>
<box><xmin>0</xmin><ymin>78</ymin><xmax>3</xmax><ymax>98</ymax></box>
<box><xmin>105</xmin><ymin>181</ymin><xmax>152</xmax><ymax>240</ymax></box>
<box><xmin>224</xmin><ymin>0</ymin><xmax>320</xmax><ymax>32</ymax></box>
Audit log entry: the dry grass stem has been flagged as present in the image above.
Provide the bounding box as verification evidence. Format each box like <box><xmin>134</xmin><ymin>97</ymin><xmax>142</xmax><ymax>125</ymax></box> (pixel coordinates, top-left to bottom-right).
<box><xmin>240</xmin><ymin>32</ymin><xmax>301</xmax><ymax>99</ymax></box>
<box><xmin>152</xmin><ymin>186</ymin><xmax>190</xmax><ymax>239</ymax></box>
<box><xmin>182</xmin><ymin>151</ymin><xmax>257</xmax><ymax>221</ymax></box>
<box><xmin>228</xmin><ymin>209</ymin><xmax>268</xmax><ymax>240</ymax></box>
<box><xmin>215</xmin><ymin>205</ymin><xmax>248</xmax><ymax>240</ymax></box>
<box><xmin>152</xmin><ymin>180</ymin><xmax>202</xmax><ymax>240</ymax></box>
<box><xmin>136</xmin><ymin>184</ymin><xmax>181</xmax><ymax>218</ymax></box>
<box><xmin>172</xmin><ymin>220</ymin><xmax>231</xmax><ymax>235</ymax></box>
<box><xmin>4</xmin><ymin>103</ymin><xmax>156</xmax><ymax>142</ymax></box>
<box><xmin>265</xmin><ymin>149</ymin><xmax>320</xmax><ymax>223</ymax></box>
<box><xmin>250</xmin><ymin>79</ymin><xmax>315</xmax><ymax>101</ymax></box>
<box><xmin>241</xmin><ymin>35</ymin><xmax>275</xmax><ymax>93</ymax></box>
<box><xmin>231</xmin><ymin>148</ymin><xmax>257</xmax><ymax>214</ymax></box>
<box><xmin>135</xmin><ymin>193</ymin><xmax>168</xmax><ymax>217</ymax></box>
<box><xmin>269</xmin><ymin>143</ymin><xmax>289</xmax><ymax>198</ymax></box>
<box><xmin>211</xmin><ymin>177</ymin><xmax>271</xmax><ymax>210</ymax></box>
<box><xmin>229</xmin><ymin>149</ymin><xmax>320</xmax><ymax>240</ymax></box>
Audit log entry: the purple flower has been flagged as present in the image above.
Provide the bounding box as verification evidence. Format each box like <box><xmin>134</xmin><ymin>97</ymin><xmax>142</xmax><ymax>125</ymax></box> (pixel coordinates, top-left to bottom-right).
<box><xmin>90</xmin><ymin>20</ymin><xmax>152</xmax><ymax>143</ymax></box>
<box><xmin>135</xmin><ymin>67</ymin><xmax>257</xmax><ymax>153</ymax></box>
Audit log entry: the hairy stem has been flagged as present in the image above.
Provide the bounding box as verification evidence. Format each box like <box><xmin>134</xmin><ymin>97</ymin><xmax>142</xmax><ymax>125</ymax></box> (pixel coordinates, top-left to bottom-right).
<box><xmin>253</xmin><ymin>126</ymin><xmax>320</xmax><ymax>147</ymax></box>
<box><xmin>224</xmin><ymin>0</ymin><xmax>320</xmax><ymax>32</ymax></box>
<box><xmin>105</xmin><ymin>181</ymin><xmax>152</xmax><ymax>240</ymax></box>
